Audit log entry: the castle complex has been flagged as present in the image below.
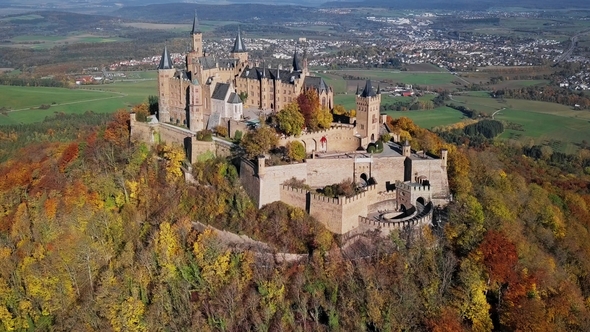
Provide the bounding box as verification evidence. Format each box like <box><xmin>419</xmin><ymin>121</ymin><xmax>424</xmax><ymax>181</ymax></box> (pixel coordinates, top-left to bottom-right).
<box><xmin>130</xmin><ymin>14</ymin><xmax>451</xmax><ymax>236</ymax></box>
<box><xmin>156</xmin><ymin>11</ymin><xmax>334</xmax><ymax>132</ymax></box>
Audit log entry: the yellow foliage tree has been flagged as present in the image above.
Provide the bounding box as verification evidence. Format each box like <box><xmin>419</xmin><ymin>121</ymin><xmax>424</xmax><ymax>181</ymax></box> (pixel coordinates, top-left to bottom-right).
<box><xmin>159</xmin><ymin>144</ymin><xmax>185</xmax><ymax>181</ymax></box>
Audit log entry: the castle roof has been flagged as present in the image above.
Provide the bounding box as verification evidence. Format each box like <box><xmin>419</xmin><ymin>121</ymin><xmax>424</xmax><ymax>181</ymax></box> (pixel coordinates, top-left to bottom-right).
<box><xmin>174</xmin><ymin>70</ymin><xmax>191</xmax><ymax>81</ymax></box>
<box><xmin>303</xmin><ymin>76</ymin><xmax>329</xmax><ymax>94</ymax></box>
<box><xmin>360</xmin><ymin>79</ymin><xmax>377</xmax><ymax>98</ymax></box>
<box><xmin>191</xmin><ymin>10</ymin><xmax>200</xmax><ymax>34</ymax></box>
<box><xmin>157</xmin><ymin>45</ymin><xmax>174</xmax><ymax>70</ymax></box>
<box><xmin>198</xmin><ymin>56</ymin><xmax>237</xmax><ymax>70</ymax></box>
<box><xmin>228</xmin><ymin>92</ymin><xmax>242</xmax><ymax>104</ymax></box>
<box><xmin>240</xmin><ymin>66</ymin><xmax>301</xmax><ymax>84</ymax></box>
<box><xmin>231</xmin><ymin>27</ymin><xmax>247</xmax><ymax>53</ymax></box>
<box><xmin>211</xmin><ymin>83</ymin><xmax>231</xmax><ymax>101</ymax></box>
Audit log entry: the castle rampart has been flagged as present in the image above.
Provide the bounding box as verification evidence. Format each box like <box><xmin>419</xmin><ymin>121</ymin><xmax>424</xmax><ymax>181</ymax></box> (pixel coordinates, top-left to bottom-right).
<box><xmin>279</xmin><ymin>184</ymin><xmax>378</xmax><ymax>234</ymax></box>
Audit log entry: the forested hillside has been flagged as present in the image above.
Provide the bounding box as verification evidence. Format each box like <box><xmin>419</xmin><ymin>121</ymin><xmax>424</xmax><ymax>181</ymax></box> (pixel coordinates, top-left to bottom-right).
<box><xmin>0</xmin><ymin>111</ymin><xmax>590</xmax><ymax>331</ymax></box>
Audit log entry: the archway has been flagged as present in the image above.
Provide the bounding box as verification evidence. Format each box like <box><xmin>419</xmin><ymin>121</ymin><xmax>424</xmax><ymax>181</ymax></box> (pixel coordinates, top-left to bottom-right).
<box><xmin>370</xmin><ymin>133</ymin><xmax>375</xmax><ymax>142</ymax></box>
<box><xmin>416</xmin><ymin>197</ymin><xmax>425</xmax><ymax>206</ymax></box>
<box><xmin>360</xmin><ymin>173</ymin><xmax>368</xmax><ymax>185</ymax></box>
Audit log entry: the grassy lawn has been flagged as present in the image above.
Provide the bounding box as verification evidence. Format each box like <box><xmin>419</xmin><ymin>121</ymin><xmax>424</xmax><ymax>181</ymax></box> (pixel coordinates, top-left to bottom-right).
<box><xmin>0</xmin><ymin>79</ymin><xmax>157</xmax><ymax>125</ymax></box>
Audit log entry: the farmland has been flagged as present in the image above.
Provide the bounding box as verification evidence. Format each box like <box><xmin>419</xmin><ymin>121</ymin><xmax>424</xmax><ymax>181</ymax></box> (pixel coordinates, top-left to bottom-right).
<box><xmin>0</xmin><ymin>77</ymin><xmax>157</xmax><ymax>125</ymax></box>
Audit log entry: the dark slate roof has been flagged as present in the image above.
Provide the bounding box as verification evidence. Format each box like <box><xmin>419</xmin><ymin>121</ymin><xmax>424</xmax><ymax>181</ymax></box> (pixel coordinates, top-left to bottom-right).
<box><xmin>231</xmin><ymin>27</ymin><xmax>247</xmax><ymax>53</ymax></box>
<box><xmin>158</xmin><ymin>45</ymin><xmax>173</xmax><ymax>70</ymax></box>
<box><xmin>174</xmin><ymin>70</ymin><xmax>191</xmax><ymax>81</ymax></box>
<box><xmin>360</xmin><ymin>79</ymin><xmax>377</xmax><ymax>98</ymax></box>
<box><xmin>303</xmin><ymin>76</ymin><xmax>329</xmax><ymax>94</ymax></box>
<box><xmin>228</xmin><ymin>92</ymin><xmax>242</xmax><ymax>104</ymax></box>
<box><xmin>292</xmin><ymin>50</ymin><xmax>301</xmax><ymax>72</ymax></box>
<box><xmin>240</xmin><ymin>66</ymin><xmax>301</xmax><ymax>84</ymax></box>
<box><xmin>211</xmin><ymin>83</ymin><xmax>231</xmax><ymax>101</ymax></box>
<box><xmin>191</xmin><ymin>10</ymin><xmax>200</xmax><ymax>34</ymax></box>
<box><xmin>199</xmin><ymin>56</ymin><xmax>217</xmax><ymax>70</ymax></box>
<box><xmin>198</xmin><ymin>56</ymin><xmax>237</xmax><ymax>70</ymax></box>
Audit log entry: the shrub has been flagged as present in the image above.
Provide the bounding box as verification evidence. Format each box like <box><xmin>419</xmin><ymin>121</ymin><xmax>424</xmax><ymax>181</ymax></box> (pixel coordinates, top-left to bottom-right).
<box><xmin>367</xmin><ymin>144</ymin><xmax>376</xmax><ymax>153</ymax></box>
<box><xmin>215</xmin><ymin>126</ymin><xmax>228</xmax><ymax>138</ymax></box>
<box><xmin>286</xmin><ymin>141</ymin><xmax>306</xmax><ymax>162</ymax></box>
<box><xmin>234</xmin><ymin>130</ymin><xmax>243</xmax><ymax>142</ymax></box>
<box><xmin>196</xmin><ymin>129</ymin><xmax>213</xmax><ymax>142</ymax></box>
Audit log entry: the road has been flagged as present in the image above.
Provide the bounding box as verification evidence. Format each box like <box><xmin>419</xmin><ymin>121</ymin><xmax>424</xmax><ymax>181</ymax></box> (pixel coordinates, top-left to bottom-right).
<box><xmin>553</xmin><ymin>29</ymin><xmax>590</xmax><ymax>65</ymax></box>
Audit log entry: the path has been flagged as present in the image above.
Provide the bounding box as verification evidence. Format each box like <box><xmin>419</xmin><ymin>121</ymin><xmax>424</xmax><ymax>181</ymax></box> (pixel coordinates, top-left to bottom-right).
<box><xmin>491</xmin><ymin>107</ymin><xmax>505</xmax><ymax>119</ymax></box>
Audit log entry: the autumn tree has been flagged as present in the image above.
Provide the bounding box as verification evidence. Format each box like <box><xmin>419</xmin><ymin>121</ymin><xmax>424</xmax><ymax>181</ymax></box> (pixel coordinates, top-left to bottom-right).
<box><xmin>276</xmin><ymin>102</ymin><xmax>304</xmax><ymax>136</ymax></box>
<box><xmin>296</xmin><ymin>88</ymin><xmax>320</xmax><ymax>128</ymax></box>
<box><xmin>310</xmin><ymin>106</ymin><xmax>333</xmax><ymax>130</ymax></box>
<box><xmin>240</xmin><ymin>126</ymin><xmax>279</xmax><ymax>159</ymax></box>
<box><xmin>332</xmin><ymin>104</ymin><xmax>347</xmax><ymax>115</ymax></box>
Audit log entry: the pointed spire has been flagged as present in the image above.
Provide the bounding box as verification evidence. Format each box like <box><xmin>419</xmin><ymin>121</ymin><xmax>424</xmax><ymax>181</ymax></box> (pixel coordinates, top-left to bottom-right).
<box><xmin>292</xmin><ymin>48</ymin><xmax>301</xmax><ymax>72</ymax></box>
<box><xmin>158</xmin><ymin>43</ymin><xmax>173</xmax><ymax>70</ymax></box>
<box><xmin>377</xmin><ymin>84</ymin><xmax>381</xmax><ymax>94</ymax></box>
<box><xmin>191</xmin><ymin>9</ymin><xmax>200</xmax><ymax>35</ymax></box>
<box><xmin>276</xmin><ymin>67</ymin><xmax>280</xmax><ymax>80</ymax></box>
<box><xmin>404</xmin><ymin>139</ymin><xmax>410</xmax><ymax>146</ymax></box>
<box><xmin>356</xmin><ymin>84</ymin><xmax>360</xmax><ymax>95</ymax></box>
<box><xmin>360</xmin><ymin>79</ymin><xmax>376</xmax><ymax>98</ymax></box>
<box><xmin>231</xmin><ymin>26</ymin><xmax>247</xmax><ymax>53</ymax></box>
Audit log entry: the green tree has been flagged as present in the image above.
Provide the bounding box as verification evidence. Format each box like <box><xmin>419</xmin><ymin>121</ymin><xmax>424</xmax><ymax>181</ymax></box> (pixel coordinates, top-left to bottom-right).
<box><xmin>277</xmin><ymin>102</ymin><xmax>305</xmax><ymax>136</ymax></box>
<box><xmin>241</xmin><ymin>126</ymin><xmax>279</xmax><ymax>159</ymax></box>
<box><xmin>286</xmin><ymin>141</ymin><xmax>306</xmax><ymax>162</ymax></box>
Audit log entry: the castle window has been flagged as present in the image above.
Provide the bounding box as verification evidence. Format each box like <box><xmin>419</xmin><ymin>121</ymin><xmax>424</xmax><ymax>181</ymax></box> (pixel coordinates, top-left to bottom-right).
<box><xmin>361</xmin><ymin>124</ymin><xmax>364</xmax><ymax>129</ymax></box>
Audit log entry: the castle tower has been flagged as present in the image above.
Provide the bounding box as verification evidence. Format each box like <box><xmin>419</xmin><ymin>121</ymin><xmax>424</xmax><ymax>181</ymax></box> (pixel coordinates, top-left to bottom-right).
<box><xmin>402</xmin><ymin>139</ymin><xmax>411</xmax><ymax>157</ymax></box>
<box><xmin>356</xmin><ymin>79</ymin><xmax>382</xmax><ymax>142</ymax></box>
<box><xmin>441</xmin><ymin>148</ymin><xmax>448</xmax><ymax>167</ymax></box>
<box><xmin>190</xmin><ymin>10</ymin><xmax>203</xmax><ymax>57</ymax></box>
<box><xmin>292</xmin><ymin>49</ymin><xmax>302</xmax><ymax>73</ymax></box>
<box><xmin>230</xmin><ymin>27</ymin><xmax>248</xmax><ymax>64</ymax></box>
<box><xmin>157</xmin><ymin>44</ymin><xmax>175</xmax><ymax>124</ymax></box>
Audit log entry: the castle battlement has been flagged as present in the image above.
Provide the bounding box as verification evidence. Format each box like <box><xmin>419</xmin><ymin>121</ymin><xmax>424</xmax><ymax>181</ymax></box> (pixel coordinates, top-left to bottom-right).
<box><xmin>396</xmin><ymin>181</ymin><xmax>430</xmax><ymax>192</ymax></box>
<box><xmin>280</xmin><ymin>185</ymin><xmax>307</xmax><ymax>195</ymax></box>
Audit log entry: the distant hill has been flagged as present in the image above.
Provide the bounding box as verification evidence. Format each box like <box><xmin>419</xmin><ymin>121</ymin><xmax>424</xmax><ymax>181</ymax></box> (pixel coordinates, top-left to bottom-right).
<box><xmin>113</xmin><ymin>3</ymin><xmax>331</xmax><ymax>23</ymax></box>
<box><xmin>322</xmin><ymin>0</ymin><xmax>590</xmax><ymax>9</ymax></box>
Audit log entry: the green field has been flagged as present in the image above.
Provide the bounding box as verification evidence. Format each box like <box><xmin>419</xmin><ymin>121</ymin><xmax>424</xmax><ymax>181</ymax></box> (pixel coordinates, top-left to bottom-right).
<box><xmin>334</xmin><ymin>93</ymin><xmax>406</xmax><ymax>110</ymax></box>
<box><xmin>385</xmin><ymin>107</ymin><xmax>470</xmax><ymax>129</ymax></box>
<box><xmin>384</xmin><ymin>93</ymin><xmax>590</xmax><ymax>150</ymax></box>
<box><xmin>0</xmin><ymin>78</ymin><xmax>157</xmax><ymax>125</ymax></box>
<box><xmin>333</xmin><ymin>70</ymin><xmax>458</xmax><ymax>86</ymax></box>
<box><xmin>7</xmin><ymin>34</ymin><xmax>130</xmax><ymax>49</ymax></box>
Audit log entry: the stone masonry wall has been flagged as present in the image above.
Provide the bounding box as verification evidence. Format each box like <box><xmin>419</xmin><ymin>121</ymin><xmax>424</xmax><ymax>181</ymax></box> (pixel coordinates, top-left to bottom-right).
<box><xmin>279</xmin><ymin>126</ymin><xmax>360</xmax><ymax>154</ymax></box>
<box><xmin>130</xmin><ymin>119</ymin><xmax>154</xmax><ymax>144</ymax></box>
<box><xmin>308</xmin><ymin>194</ymin><xmax>345</xmax><ymax>234</ymax></box>
<box><xmin>279</xmin><ymin>186</ymin><xmax>307</xmax><ymax>212</ymax></box>
<box><xmin>410</xmin><ymin>158</ymin><xmax>449</xmax><ymax>199</ymax></box>
<box><xmin>239</xmin><ymin>159</ymin><xmax>261</xmax><ymax>207</ymax></box>
<box><xmin>259</xmin><ymin>163</ymin><xmax>308</xmax><ymax>208</ymax></box>
<box><xmin>370</xmin><ymin>156</ymin><xmax>406</xmax><ymax>191</ymax></box>
<box><xmin>306</xmin><ymin>158</ymin><xmax>355</xmax><ymax>187</ymax></box>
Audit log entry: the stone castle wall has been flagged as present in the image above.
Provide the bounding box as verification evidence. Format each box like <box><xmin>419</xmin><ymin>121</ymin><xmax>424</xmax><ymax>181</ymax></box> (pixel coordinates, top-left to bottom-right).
<box><xmin>240</xmin><ymin>159</ymin><xmax>261</xmax><ymax>207</ymax></box>
<box><xmin>279</xmin><ymin>125</ymin><xmax>360</xmax><ymax>154</ymax></box>
<box><xmin>410</xmin><ymin>158</ymin><xmax>449</xmax><ymax>199</ymax></box>
<box><xmin>279</xmin><ymin>186</ymin><xmax>307</xmax><ymax>211</ymax></box>
<box><xmin>280</xmin><ymin>185</ymin><xmax>378</xmax><ymax>234</ymax></box>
